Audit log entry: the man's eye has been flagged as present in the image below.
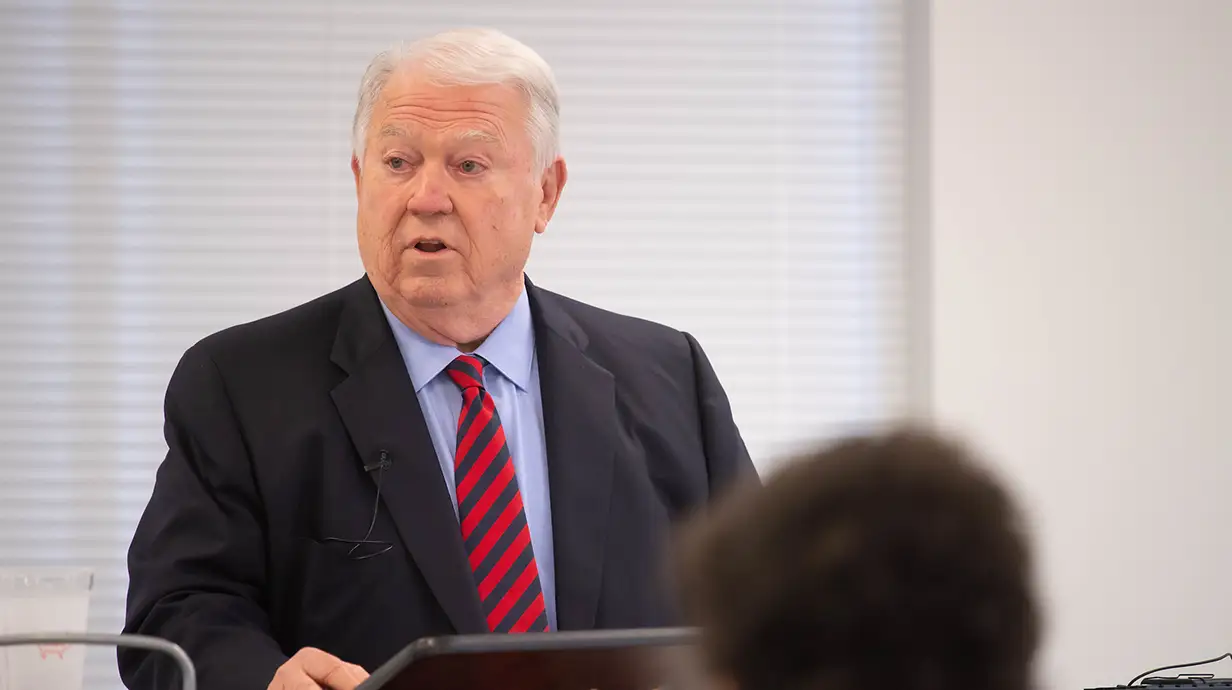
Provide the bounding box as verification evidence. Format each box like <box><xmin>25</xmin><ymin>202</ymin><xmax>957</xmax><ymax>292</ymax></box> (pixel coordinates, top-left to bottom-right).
<box><xmin>458</xmin><ymin>160</ymin><xmax>483</xmax><ymax>174</ymax></box>
<box><xmin>386</xmin><ymin>157</ymin><xmax>407</xmax><ymax>170</ymax></box>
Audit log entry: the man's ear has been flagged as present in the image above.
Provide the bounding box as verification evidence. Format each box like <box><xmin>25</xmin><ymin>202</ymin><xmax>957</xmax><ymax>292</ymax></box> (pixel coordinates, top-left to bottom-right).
<box><xmin>351</xmin><ymin>154</ymin><xmax>362</xmax><ymax>196</ymax></box>
<box><xmin>534</xmin><ymin>157</ymin><xmax>568</xmax><ymax>235</ymax></box>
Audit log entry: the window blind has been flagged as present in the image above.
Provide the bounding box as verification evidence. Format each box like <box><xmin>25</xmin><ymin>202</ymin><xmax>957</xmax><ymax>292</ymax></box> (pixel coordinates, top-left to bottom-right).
<box><xmin>0</xmin><ymin>0</ymin><xmax>909</xmax><ymax>687</ymax></box>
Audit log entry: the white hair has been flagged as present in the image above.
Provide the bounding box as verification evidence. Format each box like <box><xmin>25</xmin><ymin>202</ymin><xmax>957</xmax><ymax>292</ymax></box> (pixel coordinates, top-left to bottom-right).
<box><xmin>352</xmin><ymin>28</ymin><xmax>561</xmax><ymax>172</ymax></box>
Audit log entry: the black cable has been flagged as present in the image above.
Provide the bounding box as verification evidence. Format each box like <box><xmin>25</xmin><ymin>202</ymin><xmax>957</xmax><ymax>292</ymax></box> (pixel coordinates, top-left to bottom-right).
<box><xmin>321</xmin><ymin>458</ymin><xmax>393</xmax><ymax>560</ymax></box>
<box><xmin>1128</xmin><ymin>652</ymin><xmax>1232</xmax><ymax>686</ymax></box>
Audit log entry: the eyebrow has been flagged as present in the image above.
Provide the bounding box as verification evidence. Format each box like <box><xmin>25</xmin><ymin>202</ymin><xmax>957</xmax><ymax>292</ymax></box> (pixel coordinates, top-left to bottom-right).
<box><xmin>455</xmin><ymin>129</ymin><xmax>501</xmax><ymax>145</ymax></box>
<box><xmin>378</xmin><ymin>124</ymin><xmax>409</xmax><ymax>139</ymax></box>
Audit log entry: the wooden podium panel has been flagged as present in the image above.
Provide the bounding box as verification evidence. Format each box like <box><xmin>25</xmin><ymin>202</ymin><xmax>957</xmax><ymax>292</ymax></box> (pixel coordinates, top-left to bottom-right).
<box><xmin>358</xmin><ymin>628</ymin><xmax>701</xmax><ymax>690</ymax></box>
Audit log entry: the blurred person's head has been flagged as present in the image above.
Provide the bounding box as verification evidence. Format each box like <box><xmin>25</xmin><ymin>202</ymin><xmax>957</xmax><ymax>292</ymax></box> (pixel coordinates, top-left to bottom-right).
<box><xmin>677</xmin><ymin>427</ymin><xmax>1039</xmax><ymax>690</ymax></box>
<box><xmin>349</xmin><ymin>28</ymin><xmax>567</xmax><ymax>349</ymax></box>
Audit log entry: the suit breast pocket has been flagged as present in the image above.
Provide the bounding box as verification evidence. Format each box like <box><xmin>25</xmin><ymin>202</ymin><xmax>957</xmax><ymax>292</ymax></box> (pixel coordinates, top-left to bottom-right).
<box><xmin>300</xmin><ymin>535</ymin><xmax>396</xmax><ymax>591</ymax></box>
<box><xmin>293</xmin><ymin>537</ymin><xmax>401</xmax><ymax>644</ymax></box>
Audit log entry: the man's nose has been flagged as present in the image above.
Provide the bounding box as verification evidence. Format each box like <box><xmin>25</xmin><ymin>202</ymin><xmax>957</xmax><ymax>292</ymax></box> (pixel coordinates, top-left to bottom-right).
<box><xmin>405</xmin><ymin>164</ymin><xmax>454</xmax><ymax>216</ymax></box>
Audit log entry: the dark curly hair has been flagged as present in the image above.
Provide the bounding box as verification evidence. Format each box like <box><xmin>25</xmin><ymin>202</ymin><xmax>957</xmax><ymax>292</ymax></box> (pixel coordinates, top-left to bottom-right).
<box><xmin>676</xmin><ymin>427</ymin><xmax>1039</xmax><ymax>690</ymax></box>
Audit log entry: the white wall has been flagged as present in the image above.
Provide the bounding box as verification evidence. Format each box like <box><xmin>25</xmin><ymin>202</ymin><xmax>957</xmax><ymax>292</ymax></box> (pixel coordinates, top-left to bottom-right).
<box><xmin>930</xmin><ymin>2</ymin><xmax>1232</xmax><ymax>688</ymax></box>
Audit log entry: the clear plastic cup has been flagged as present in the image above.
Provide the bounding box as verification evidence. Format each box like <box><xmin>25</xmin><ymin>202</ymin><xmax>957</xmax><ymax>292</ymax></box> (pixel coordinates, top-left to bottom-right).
<box><xmin>0</xmin><ymin>567</ymin><xmax>93</xmax><ymax>690</ymax></box>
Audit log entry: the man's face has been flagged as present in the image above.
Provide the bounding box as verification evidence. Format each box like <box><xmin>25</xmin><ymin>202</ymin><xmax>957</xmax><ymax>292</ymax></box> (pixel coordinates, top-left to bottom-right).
<box><xmin>353</xmin><ymin>68</ymin><xmax>564</xmax><ymax>311</ymax></box>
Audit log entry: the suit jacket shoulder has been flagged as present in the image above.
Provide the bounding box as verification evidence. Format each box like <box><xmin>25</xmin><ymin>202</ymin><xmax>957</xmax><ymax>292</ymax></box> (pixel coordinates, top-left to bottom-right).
<box><xmin>526</xmin><ymin>281</ymin><xmax>752</xmax><ymax>497</ymax></box>
<box><xmin>527</xmin><ymin>286</ymin><xmax>696</xmax><ymax>373</ymax></box>
<box><xmin>182</xmin><ymin>279</ymin><xmax>361</xmax><ymax>374</ymax></box>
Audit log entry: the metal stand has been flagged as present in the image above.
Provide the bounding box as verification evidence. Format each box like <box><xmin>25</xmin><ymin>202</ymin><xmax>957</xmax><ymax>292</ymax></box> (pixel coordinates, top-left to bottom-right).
<box><xmin>0</xmin><ymin>632</ymin><xmax>196</xmax><ymax>690</ymax></box>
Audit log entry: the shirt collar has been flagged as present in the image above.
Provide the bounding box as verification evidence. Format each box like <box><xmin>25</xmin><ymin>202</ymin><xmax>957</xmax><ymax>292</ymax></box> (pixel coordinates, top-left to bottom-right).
<box><xmin>380</xmin><ymin>287</ymin><xmax>536</xmax><ymax>394</ymax></box>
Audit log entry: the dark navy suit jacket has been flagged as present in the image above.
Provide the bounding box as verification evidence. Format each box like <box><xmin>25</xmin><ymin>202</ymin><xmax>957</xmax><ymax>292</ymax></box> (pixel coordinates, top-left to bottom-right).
<box><xmin>120</xmin><ymin>275</ymin><xmax>754</xmax><ymax>689</ymax></box>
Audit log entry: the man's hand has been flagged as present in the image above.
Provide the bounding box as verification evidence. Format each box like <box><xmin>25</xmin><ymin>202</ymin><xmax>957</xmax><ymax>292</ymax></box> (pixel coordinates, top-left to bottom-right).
<box><xmin>268</xmin><ymin>648</ymin><xmax>370</xmax><ymax>690</ymax></box>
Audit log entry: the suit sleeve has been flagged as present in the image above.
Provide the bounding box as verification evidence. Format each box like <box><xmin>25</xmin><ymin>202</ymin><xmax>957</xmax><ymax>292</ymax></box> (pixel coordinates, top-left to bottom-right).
<box><xmin>682</xmin><ymin>332</ymin><xmax>759</xmax><ymax>492</ymax></box>
<box><xmin>119</xmin><ymin>344</ymin><xmax>287</xmax><ymax>690</ymax></box>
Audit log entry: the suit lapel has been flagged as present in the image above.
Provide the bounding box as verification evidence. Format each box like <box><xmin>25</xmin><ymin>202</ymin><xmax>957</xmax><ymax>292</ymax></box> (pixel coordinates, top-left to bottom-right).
<box><xmin>328</xmin><ymin>277</ymin><xmax>487</xmax><ymax>634</ymax></box>
<box><xmin>528</xmin><ymin>281</ymin><xmax>616</xmax><ymax>631</ymax></box>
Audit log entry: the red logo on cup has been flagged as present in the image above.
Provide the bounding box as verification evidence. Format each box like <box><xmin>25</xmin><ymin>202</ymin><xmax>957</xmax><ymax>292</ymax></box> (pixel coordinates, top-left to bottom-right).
<box><xmin>37</xmin><ymin>644</ymin><xmax>69</xmax><ymax>660</ymax></box>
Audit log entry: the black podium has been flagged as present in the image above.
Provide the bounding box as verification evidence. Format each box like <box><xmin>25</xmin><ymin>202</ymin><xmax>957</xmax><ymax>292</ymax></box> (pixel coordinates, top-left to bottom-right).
<box><xmin>358</xmin><ymin>628</ymin><xmax>701</xmax><ymax>690</ymax></box>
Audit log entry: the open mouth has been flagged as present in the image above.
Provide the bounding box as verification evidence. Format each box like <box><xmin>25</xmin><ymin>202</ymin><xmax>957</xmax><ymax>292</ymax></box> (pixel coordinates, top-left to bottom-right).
<box><xmin>414</xmin><ymin>239</ymin><xmax>449</xmax><ymax>254</ymax></box>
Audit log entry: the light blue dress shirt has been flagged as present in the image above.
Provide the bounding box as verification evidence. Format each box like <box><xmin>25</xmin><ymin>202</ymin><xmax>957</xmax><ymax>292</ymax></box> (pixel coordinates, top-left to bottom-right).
<box><xmin>380</xmin><ymin>288</ymin><xmax>557</xmax><ymax>629</ymax></box>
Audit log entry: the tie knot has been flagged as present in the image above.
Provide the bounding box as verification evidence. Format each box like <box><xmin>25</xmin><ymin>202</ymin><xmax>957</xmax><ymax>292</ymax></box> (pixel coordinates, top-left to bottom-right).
<box><xmin>446</xmin><ymin>354</ymin><xmax>486</xmax><ymax>391</ymax></box>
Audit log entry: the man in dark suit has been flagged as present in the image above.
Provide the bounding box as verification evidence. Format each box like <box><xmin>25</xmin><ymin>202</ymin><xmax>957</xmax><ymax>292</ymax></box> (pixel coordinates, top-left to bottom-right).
<box><xmin>120</xmin><ymin>27</ymin><xmax>754</xmax><ymax>690</ymax></box>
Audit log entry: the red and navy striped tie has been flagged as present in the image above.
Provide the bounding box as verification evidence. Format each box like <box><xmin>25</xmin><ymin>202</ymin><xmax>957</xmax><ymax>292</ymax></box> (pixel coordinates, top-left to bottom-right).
<box><xmin>446</xmin><ymin>354</ymin><xmax>549</xmax><ymax>633</ymax></box>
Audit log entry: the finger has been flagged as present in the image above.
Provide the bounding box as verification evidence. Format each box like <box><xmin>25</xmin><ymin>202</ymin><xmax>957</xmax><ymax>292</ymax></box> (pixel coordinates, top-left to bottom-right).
<box><xmin>293</xmin><ymin>648</ymin><xmax>369</xmax><ymax>690</ymax></box>
<box><xmin>270</xmin><ymin>665</ymin><xmax>325</xmax><ymax>690</ymax></box>
<box><xmin>321</xmin><ymin>662</ymin><xmax>369</xmax><ymax>690</ymax></box>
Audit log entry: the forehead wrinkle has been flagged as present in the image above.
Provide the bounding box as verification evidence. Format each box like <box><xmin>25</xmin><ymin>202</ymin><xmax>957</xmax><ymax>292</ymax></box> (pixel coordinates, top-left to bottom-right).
<box><xmin>383</xmin><ymin>108</ymin><xmax>509</xmax><ymax>135</ymax></box>
<box><xmin>378</xmin><ymin>104</ymin><xmax>511</xmax><ymax>146</ymax></box>
<box><xmin>381</xmin><ymin>85</ymin><xmax>522</xmax><ymax>128</ymax></box>
<box><xmin>382</xmin><ymin>92</ymin><xmax>515</xmax><ymax>121</ymax></box>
